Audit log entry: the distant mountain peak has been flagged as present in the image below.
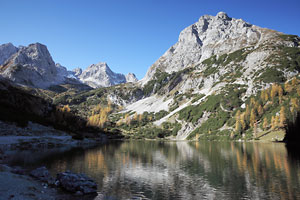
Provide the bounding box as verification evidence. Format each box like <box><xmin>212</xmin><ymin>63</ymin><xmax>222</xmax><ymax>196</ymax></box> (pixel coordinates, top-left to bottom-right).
<box><xmin>78</xmin><ymin>62</ymin><xmax>137</xmax><ymax>88</ymax></box>
<box><xmin>126</xmin><ymin>73</ymin><xmax>138</xmax><ymax>83</ymax></box>
<box><xmin>0</xmin><ymin>42</ymin><xmax>138</xmax><ymax>89</ymax></box>
<box><xmin>216</xmin><ymin>11</ymin><xmax>231</xmax><ymax>20</ymax></box>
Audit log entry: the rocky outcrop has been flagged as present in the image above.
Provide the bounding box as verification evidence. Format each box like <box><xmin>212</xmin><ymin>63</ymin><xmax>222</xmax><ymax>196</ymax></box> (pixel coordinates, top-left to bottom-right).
<box><xmin>0</xmin><ymin>43</ymin><xmax>18</xmax><ymax>65</ymax></box>
<box><xmin>30</xmin><ymin>166</ymin><xmax>55</xmax><ymax>185</ymax></box>
<box><xmin>141</xmin><ymin>12</ymin><xmax>282</xmax><ymax>84</ymax></box>
<box><xmin>56</xmin><ymin>171</ymin><xmax>97</xmax><ymax>195</ymax></box>
<box><xmin>0</xmin><ymin>43</ymin><xmax>64</xmax><ymax>88</ymax></box>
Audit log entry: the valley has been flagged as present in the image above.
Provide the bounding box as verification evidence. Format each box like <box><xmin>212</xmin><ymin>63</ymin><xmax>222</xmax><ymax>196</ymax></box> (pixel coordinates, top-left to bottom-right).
<box><xmin>0</xmin><ymin>12</ymin><xmax>300</xmax><ymax>142</ymax></box>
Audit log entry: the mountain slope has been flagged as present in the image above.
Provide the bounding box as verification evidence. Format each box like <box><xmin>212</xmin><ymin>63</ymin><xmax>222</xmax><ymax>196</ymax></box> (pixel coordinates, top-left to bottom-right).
<box><xmin>3</xmin><ymin>12</ymin><xmax>298</xmax><ymax>141</ymax></box>
<box><xmin>141</xmin><ymin>12</ymin><xmax>295</xmax><ymax>84</ymax></box>
<box><xmin>110</xmin><ymin>12</ymin><xmax>300</xmax><ymax>140</ymax></box>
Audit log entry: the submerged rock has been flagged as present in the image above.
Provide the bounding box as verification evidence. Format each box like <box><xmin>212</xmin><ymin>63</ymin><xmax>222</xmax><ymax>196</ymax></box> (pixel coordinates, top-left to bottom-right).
<box><xmin>56</xmin><ymin>171</ymin><xmax>97</xmax><ymax>195</ymax></box>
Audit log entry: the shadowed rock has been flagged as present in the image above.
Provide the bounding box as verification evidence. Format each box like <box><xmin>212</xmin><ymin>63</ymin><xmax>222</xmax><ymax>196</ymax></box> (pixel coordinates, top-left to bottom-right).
<box><xmin>56</xmin><ymin>171</ymin><xmax>97</xmax><ymax>195</ymax></box>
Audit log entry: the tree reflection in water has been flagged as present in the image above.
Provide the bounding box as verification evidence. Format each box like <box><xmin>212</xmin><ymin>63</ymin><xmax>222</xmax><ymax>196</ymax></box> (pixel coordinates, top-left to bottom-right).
<box><xmin>8</xmin><ymin>140</ymin><xmax>300</xmax><ymax>200</ymax></box>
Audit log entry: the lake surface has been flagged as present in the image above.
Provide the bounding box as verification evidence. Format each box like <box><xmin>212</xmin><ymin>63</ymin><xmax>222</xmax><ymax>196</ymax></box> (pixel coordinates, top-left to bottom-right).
<box><xmin>8</xmin><ymin>140</ymin><xmax>300</xmax><ymax>200</ymax></box>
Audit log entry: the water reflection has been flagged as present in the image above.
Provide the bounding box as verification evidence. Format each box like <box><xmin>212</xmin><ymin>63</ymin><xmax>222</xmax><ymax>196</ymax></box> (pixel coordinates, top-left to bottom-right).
<box><xmin>32</xmin><ymin>141</ymin><xmax>298</xmax><ymax>200</ymax></box>
<box><xmin>9</xmin><ymin>141</ymin><xmax>300</xmax><ymax>199</ymax></box>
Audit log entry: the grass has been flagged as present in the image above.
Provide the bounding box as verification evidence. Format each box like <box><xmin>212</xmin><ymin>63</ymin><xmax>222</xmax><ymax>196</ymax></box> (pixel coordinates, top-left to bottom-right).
<box><xmin>256</xmin><ymin>130</ymin><xmax>285</xmax><ymax>142</ymax></box>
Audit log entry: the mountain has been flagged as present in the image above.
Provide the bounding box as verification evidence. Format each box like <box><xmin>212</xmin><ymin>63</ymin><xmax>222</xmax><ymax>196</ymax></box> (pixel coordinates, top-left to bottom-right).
<box><xmin>1</xmin><ymin>12</ymin><xmax>299</xmax><ymax>141</ymax></box>
<box><xmin>0</xmin><ymin>43</ymin><xmax>70</xmax><ymax>89</ymax></box>
<box><xmin>76</xmin><ymin>62</ymin><xmax>137</xmax><ymax>88</ymax></box>
<box><xmin>0</xmin><ymin>43</ymin><xmax>137</xmax><ymax>89</ymax></box>
<box><xmin>142</xmin><ymin>12</ymin><xmax>297</xmax><ymax>84</ymax></box>
<box><xmin>84</xmin><ymin>12</ymin><xmax>298</xmax><ymax>140</ymax></box>
<box><xmin>125</xmin><ymin>73</ymin><xmax>138</xmax><ymax>83</ymax></box>
<box><xmin>0</xmin><ymin>43</ymin><xmax>18</xmax><ymax>65</ymax></box>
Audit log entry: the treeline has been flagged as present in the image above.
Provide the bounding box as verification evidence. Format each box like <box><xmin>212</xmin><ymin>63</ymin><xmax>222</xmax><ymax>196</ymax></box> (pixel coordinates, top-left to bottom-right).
<box><xmin>0</xmin><ymin>80</ymin><xmax>104</xmax><ymax>138</ymax></box>
<box><xmin>234</xmin><ymin>77</ymin><xmax>300</xmax><ymax>137</ymax></box>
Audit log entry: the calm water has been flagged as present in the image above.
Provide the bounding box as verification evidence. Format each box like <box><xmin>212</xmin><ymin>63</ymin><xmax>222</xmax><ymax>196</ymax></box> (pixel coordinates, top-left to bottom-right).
<box><xmin>8</xmin><ymin>141</ymin><xmax>300</xmax><ymax>200</ymax></box>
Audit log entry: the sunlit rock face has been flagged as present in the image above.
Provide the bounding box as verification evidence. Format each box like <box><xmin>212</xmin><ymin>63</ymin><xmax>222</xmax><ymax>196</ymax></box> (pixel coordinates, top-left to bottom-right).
<box><xmin>141</xmin><ymin>12</ymin><xmax>279</xmax><ymax>84</ymax></box>
<box><xmin>78</xmin><ymin>62</ymin><xmax>137</xmax><ymax>88</ymax></box>
<box><xmin>0</xmin><ymin>43</ymin><xmax>18</xmax><ymax>65</ymax></box>
<box><xmin>0</xmin><ymin>43</ymin><xmax>70</xmax><ymax>88</ymax></box>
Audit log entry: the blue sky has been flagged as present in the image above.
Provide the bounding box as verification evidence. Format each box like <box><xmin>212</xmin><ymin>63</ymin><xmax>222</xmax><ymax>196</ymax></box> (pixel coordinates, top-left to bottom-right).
<box><xmin>1</xmin><ymin>0</ymin><xmax>299</xmax><ymax>79</ymax></box>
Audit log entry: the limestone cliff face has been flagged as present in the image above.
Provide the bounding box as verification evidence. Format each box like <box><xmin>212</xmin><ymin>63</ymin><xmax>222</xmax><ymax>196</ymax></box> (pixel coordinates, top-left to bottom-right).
<box><xmin>0</xmin><ymin>43</ymin><xmax>64</xmax><ymax>88</ymax></box>
<box><xmin>123</xmin><ymin>12</ymin><xmax>300</xmax><ymax>139</ymax></box>
<box><xmin>77</xmin><ymin>62</ymin><xmax>137</xmax><ymax>88</ymax></box>
<box><xmin>141</xmin><ymin>12</ymin><xmax>285</xmax><ymax>85</ymax></box>
<box><xmin>0</xmin><ymin>43</ymin><xmax>137</xmax><ymax>89</ymax></box>
<box><xmin>0</xmin><ymin>43</ymin><xmax>18</xmax><ymax>65</ymax></box>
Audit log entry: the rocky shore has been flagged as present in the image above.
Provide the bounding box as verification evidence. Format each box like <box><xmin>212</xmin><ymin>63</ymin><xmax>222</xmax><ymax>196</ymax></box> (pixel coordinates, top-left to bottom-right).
<box><xmin>0</xmin><ymin>120</ymin><xmax>106</xmax><ymax>199</ymax></box>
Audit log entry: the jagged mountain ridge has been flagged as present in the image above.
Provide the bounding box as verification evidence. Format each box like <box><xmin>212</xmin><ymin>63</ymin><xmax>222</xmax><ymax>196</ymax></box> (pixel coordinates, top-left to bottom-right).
<box><xmin>1</xmin><ymin>12</ymin><xmax>299</xmax><ymax>141</ymax></box>
<box><xmin>0</xmin><ymin>43</ymin><xmax>137</xmax><ymax>89</ymax></box>
<box><xmin>0</xmin><ymin>43</ymin><xmax>18</xmax><ymax>65</ymax></box>
<box><xmin>76</xmin><ymin>62</ymin><xmax>137</xmax><ymax>88</ymax></box>
<box><xmin>141</xmin><ymin>12</ymin><xmax>290</xmax><ymax>84</ymax></box>
<box><xmin>103</xmin><ymin>12</ymin><xmax>299</xmax><ymax>140</ymax></box>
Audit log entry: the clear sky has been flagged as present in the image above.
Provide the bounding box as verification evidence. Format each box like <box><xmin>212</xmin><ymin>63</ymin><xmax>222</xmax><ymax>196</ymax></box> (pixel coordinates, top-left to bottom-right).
<box><xmin>1</xmin><ymin>0</ymin><xmax>299</xmax><ymax>79</ymax></box>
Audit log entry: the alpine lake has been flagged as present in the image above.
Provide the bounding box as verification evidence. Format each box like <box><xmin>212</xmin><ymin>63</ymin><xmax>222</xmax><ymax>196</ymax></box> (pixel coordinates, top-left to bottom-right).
<box><xmin>7</xmin><ymin>140</ymin><xmax>300</xmax><ymax>200</ymax></box>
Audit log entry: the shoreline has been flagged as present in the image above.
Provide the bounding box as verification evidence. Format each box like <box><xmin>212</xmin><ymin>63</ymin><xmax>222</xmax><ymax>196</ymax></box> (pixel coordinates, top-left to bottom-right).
<box><xmin>0</xmin><ymin>120</ymin><xmax>106</xmax><ymax>200</ymax></box>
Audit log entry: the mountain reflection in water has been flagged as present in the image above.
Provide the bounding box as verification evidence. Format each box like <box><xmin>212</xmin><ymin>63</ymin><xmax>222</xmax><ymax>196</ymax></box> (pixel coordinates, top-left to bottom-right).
<box><xmin>11</xmin><ymin>141</ymin><xmax>300</xmax><ymax>200</ymax></box>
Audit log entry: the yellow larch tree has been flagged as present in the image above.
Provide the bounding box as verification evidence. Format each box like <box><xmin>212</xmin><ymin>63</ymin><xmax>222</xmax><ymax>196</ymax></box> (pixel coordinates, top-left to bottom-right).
<box><xmin>250</xmin><ymin>108</ymin><xmax>256</xmax><ymax>127</ymax></box>
<box><xmin>279</xmin><ymin>106</ymin><xmax>286</xmax><ymax>128</ymax></box>
<box><xmin>263</xmin><ymin>117</ymin><xmax>268</xmax><ymax>130</ymax></box>
<box><xmin>271</xmin><ymin>116</ymin><xmax>276</xmax><ymax>130</ymax></box>
<box><xmin>235</xmin><ymin>110</ymin><xmax>241</xmax><ymax>133</ymax></box>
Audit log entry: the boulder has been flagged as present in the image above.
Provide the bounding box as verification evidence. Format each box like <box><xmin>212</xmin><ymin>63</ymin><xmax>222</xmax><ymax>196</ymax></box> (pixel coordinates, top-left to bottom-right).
<box><xmin>56</xmin><ymin>171</ymin><xmax>97</xmax><ymax>195</ymax></box>
<box><xmin>30</xmin><ymin>166</ymin><xmax>55</xmax><ymax>185</ymax></box>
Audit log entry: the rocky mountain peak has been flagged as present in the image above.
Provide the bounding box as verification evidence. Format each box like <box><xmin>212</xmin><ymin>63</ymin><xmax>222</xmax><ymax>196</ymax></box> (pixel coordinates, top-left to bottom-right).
<box><xmin>0</xmin><ymin>43</ymin><xmax>62</xmax><ymax>88</ymax></box>
<box><xmin>125</xmin><ymin>73</ymin><xmax>138</xmax><ymax>83</ymax></box>
<box><xmin>72</xmin><ymin>67</ymin><xmax>82</xmax><ymax>76</ymax></box>
<box><xmin>78</xmin><ymin>62</ymin><xmax>126</xmax><ymax>88</ymax></box>
<box><xmin>0</xmin><ymin>43</ymin><xmax>18</xmax><ymax>65</ymax></box>
<box><xmin>141</xmin><ymin>12</ymin><xmax>277</xmax><ymax>84</ymax></box>
<box><xmin>216</xmin><ymin>11</ymin><xmax>231</xmax><ymax>20</ymax></box>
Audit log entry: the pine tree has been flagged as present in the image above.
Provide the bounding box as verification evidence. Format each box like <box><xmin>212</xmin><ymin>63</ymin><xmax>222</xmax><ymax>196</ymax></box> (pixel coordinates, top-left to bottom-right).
<box><xmin>240</xmin><ymin>113</ymin><xmax>246</xmax><ymax>130</ymax></box>
<box><xmin>291</xmin><ymin>98</ymin><xmax>299</xmax><ymax>110</ymax></box>
<box><xmin>133</xmin><ymin>113</ymin><xmax>138</xmax><ymax>121</ymax></box>
<box><xmin>271</xmin><ymin>84</ymin><xmax>279</xmax><ymax>99</ymax></box>
<box><xmin>292</xmin><ymin>77</ymin><xmax>298</xmax><ymax>86</ymax></box>
<box><xmin>275</xmin><ymin>115</ymin><xmax>280</xmax><ymax>129</ymax></box>
<box><xmin>253</xmin><ymin>122</ymin><xmax>257</xmax><ymax>138</ymax></box>
<box><xmin>278</xmin><ymin>85</ymin><xmax>283</xmax><ymax>97</ymax></box>
<box><xmin>264</xmin><ymin>89</ymin><xmax>269</xmax><ymax>102</ymax></box>
<box><xmin>271</xmin><ymin>116</ymin><xmax>276</xmax><ymax>130</ymax></box>
<box><xmin>235</xmin><ymin>110</ymin><xmax>242</xmax><ymax>133</ymax></box>
<box><xmin>279</xmin><ymin>106</ymin><xmax>286</xmax><ymax>128</ymax></box>
<box><xmin>245</xmin><ymin>105</ymin><xmax>250</xmax><ymax>124</ymax></box>
<box><xmin>257</xmin><ymin>104</ymin><xmax>264</xmax><ymax>116</ymax></box>
<box><xmin>250</xmin><ymin>98</ymin><xmax>256</xmax><ymax>106</ymax></box>
<box><xmin>260</xmin><ymin>90</ymin><xmax>265</xmax><ymax>101</ymax></box>
<box><xmin>138</xmin><ymin>114</ymin><xmax>143</xmax><ymax>122</ymax></box>
<box><xmin>263</xmin><ymin>118</ymin><xmax>268</xmax><ymax>130</ymax></box>
<box><xmin>284</xmin><ymin>81</ymin><xmax>293</xmax><ymax>93</ymax></box>
<box><xmin>250</xmin><ymin>108</ymin><xmax>256</xmax><ymax>127</ymax></box>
